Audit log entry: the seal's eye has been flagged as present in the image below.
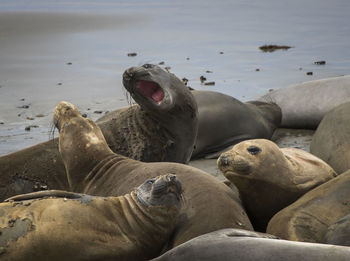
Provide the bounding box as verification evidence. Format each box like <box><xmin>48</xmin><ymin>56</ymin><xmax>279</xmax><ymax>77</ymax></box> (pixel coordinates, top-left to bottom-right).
<box><xmin>142</xmin><ymin>64</ymin><xmax>154</xmax><ymax>69</ymax></box>
<box><xmin>247</xmin><ymin>146</ymin><xmax>262</xmax><ymax>155</ymax></box>
<box><xmin>146</xmin><ymin>178</ymin><xmax>156</xmax><ymax>184</ymax></box>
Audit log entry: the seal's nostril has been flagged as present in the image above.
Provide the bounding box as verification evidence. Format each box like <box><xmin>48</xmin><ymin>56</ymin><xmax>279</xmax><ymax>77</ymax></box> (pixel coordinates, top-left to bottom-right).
<box><xmin>220</xmin><ymin>156</ymin><xmax>229</xmax><ymax>166</ymax></box>
<box><xmin>167</xmin><ymin>174</ymin><xmax>176</xmax><ymax>182</ymax></box>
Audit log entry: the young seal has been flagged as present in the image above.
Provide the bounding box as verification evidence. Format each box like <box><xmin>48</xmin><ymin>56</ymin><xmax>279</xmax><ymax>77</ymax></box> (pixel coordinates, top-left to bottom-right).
<box><xmin>0</xmin><ymin>174</ymin><xmax>182</xmax><ymax>261</ymax></box>
<box><xmin>310</xmin><ymin>101</ymin><xmax>350</xmax><ymax>174</ymax></box>
<box><xmin>52</xmin><ymin>101</ymin><xmax>253</xmax><ymax>248</ymax></box>
<box><xmin>217</xmin><ymin>139</ymin><xmax>337</xmax><ymax>231</ymax></box>
<box><xmin>191</xmin><ymin>91</ymin><xmax>281</xmax><ymax>158</ymax></box>
<box><xmin>324</xmin><ymin>213</ymin><xmax>350</xmax><ymax>247</ymax></box>
<box><xmin>267</xmin><ymin>170</ymin><xmax>350</xmax><ymax>243</ymax></box>
<box><xmin>151</xmin><ymin>229</ymin><xmax>350</xmax><ymax>261</ymax></box>
<box><xmin>0</xmin><ymin>64</ymin><xmax>198</xmax><ymax>201</ymax></box>
<box><xmin>259</xmin><ymin>75</ymin><xmax>350</xmax><ymax>129</ymax></box>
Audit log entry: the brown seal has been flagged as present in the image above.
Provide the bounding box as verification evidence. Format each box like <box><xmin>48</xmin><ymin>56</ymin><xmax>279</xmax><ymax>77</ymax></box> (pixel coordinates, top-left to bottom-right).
<box><xmin>0</xmin><ymin>64</ymin><xmax>198</xmax><ymax>201</ymax></box>
<box><xmin>217</xmin><ymin>139</ymin><xmax>337</xmax><ymax>231</ymax></box>
<box><xmin>310</xmin><ymin>101</ymin><xmax>350</xmax><ymax>174</ymax></box>
<box><xmin>267</xmin><ymin>169</ymin><xmax>350</xmax><ymax>243</ymax></box>
<box><xmin>0</xmin><ymin>174</ymin><xmax>182</xmax><ymax>261</ymax></box>
<box><xmin>324</xmin><ymin>213</ymin><xmax>350</xmax><ymax>247</ymax></box>
<box><xmin>51</xmin><ymin>101</ymin><xmax>252</xmax><ymax>248</ymax></box>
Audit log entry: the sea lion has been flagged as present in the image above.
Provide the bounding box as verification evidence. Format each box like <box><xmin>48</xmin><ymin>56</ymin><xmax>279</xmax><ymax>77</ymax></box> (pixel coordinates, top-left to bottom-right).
<box><xmin>191</xmin><ymin>91</ymin><xmax>281</xmax><ymax>158</ymax></box>
<box><xmin>324</xmin><ymin>213</ymin><xmax>350</xmax><ymax>247</ymax></box>
<box><xmin>310</xmin><ymin>101</ymin><xmax>350</xmax><ymax>174</ymax></box>
<box><xmin>267</xmin><ymin>169</ymin><xmax>350</xmax><ymax>243</ymax></box>
<box><xmin>259</xmin><ymin>75</ymin><xmax>350</xmax><ymax>129</ymax></box>
<box><xmin>0</xmin><ymin>174</ymin><xmax>182</xmax><ymax>261</ymax></box>
<box><xmin>217</xmin><ymin>139</ymin><xmax>337</xmax><ymax>231</ymax></box>
<box><xmin>52</xmin><ymin>101</ymin><xmax>253</xmax><ymax>248</ymax></box>
<box><xmin>0</xmin><ymin>64</ymin><xmax>198</xmax><ymax>201</ymax></box>
<box><xmin>151</xmin><ymin>229</ymin><xmax>350</xmax><ymax>261</ymax></box>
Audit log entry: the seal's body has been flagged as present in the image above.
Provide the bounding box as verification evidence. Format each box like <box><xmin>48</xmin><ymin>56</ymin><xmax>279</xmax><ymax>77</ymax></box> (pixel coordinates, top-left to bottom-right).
<box><xmin>151</xmin><ymin>229</ymin><xmax>350</xmax><ymax>261</ymax></box>
<box><xmin>0</xmin><ymin>174</ymin><xmax>182</xmax><ymax>261</ymax></box>
<box><xmin>218</xmin><ymin>139</ymin><xmax>336</xmax><ymax>231</ymax></box>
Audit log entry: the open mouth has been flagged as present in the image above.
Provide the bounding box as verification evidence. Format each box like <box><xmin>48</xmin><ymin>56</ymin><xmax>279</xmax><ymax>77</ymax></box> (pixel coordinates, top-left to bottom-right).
<box><xmin>136</xmin><ymin>80</ymin><xmax>164</xmax><ymax>104</ymax></box>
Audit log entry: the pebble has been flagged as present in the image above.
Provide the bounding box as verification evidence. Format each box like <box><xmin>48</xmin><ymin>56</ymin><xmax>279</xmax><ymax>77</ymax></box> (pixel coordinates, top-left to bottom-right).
<box><xmin>204</xmin><ymin>81</ymin><xmax>215</xmax><ymax>86</ymax></box>
<box><xmin>314</xmin><ymin>61</ymin><xmax>326</xmax><ymax>65</ymax></box>
<box><xmin>306</xmin><ymin>72</ymin><xmax>313</xmax><ymax>75</ymax></box>
<box><xmin>127</xmin><ymin>53</ymin><xmax>137</xmax><ymax>57</ymax></box>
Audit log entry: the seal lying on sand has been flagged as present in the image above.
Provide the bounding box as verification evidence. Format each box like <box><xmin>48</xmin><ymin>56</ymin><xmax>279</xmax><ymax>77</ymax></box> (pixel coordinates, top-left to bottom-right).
<box><xmin>267</xmin><ymin>170</ymin><xmax>350</xmax><ymax>243</ymax></box>
<box><xmin>0</xmin><ymin>64</ymin><xmax>198</xmax><ymax>201</ymax></box>
<box><xmin>259</xmin><ymin>75</ymin><xmax>350</xmax><ymax>129</ymax></box>
<box><xmin>217</xmin><ymin>139</ymin><xmax>337</xmax><ymax>231</ymax></box>
<box><xmin>53</xmin><ymin>101</ymin><xmax>253</xmax><ymax>248</ymax></box>
<box><xmin>191</xmin><ymin>91</ymin><xmax>281</xmax><ymax>158</ymax></box>
<box><xmin>0</xmin><ymin>174</ymin><xmax>182</xmax><ymax>261</ymax></box>
<box><xmin>310</xmin><ymin>101</ymin><xmax>350</xmax><ymax>174</ymax></box>
<box><xmin>151</xmin><ymin>229</ymin><xmax>350</xmax><ymax>261</ymax></box>
<box><xmin>324</xmin><ymin>213</ymin><xmax>350</xmax><ymax>247</ymax></box>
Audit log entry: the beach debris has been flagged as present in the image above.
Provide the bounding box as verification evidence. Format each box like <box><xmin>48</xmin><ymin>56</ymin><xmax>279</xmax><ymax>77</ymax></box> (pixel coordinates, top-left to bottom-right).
<box><xmin>164</xmin><ymin>66</ymin><xmax>171</xmax><ymax>72</ymax></box>
<box><xmin>127</xmin><ymin>53</ymin><xmax>137</xmax><ymax>57</ymax></box>
<box><xmin>158</xmin><ymin>61</ymin><xmax>165</xmax><ymax>65</ymax></box>
<box><xmin>186</xmin><ymin>57</ymin><xmax>190</xmax><ymax>60</ymax></box>
<box><xmin>182</xmin><ymin>78</ymin><xmax>189</xmax><ymax>85</ymax></box>
<box><xmin>26</xmin><ymin>117</ymin><xmax>35</xmax><ymax>120</ymax></box>
<box><xmin>306</xmin><ymin>72</ymin><xmax>313</xmax><ymax>75</ymax></box>
<box><xmin>0</xmin><ymin>122</ymin><xmax>4</xmax><ymax>125</ymax></box>
<box><xmin>57</xmin><ymin>82</ymin><xmax>62</xmax><ymax>86</ymax></box>
<box><xmin>94</xmin><ymin>110</ymin><xmax>103</xmax><ymax>114</ymax></box>
<box><xmin>204</xmin><ymin>81</ymin><xmax>215</xmax><ymax>86</ymax></box>
<box><xmin>25</xmin><ymin>125</ymin><xmax>39</xmax><ymax>131</ymax></box>
<box><xmin>256</xmin><ymin>68</ymin><xmax>260</xmax><ymax>71</ymax></box>
<box><xmin>81</xmin><ymin>113</ymin><xmax>87</xmax><ymax>118</ymax></box>
<box><xmin>20</xmin><ymin>98</ymin><xmax>25</xmax><ymax>101</ymax></box>
<box><xmin>269</xmin><ymin>89</ymin><xmax>274</xmax><ymax>92</ymax></box>
<box><xmin>200</xmin><ymin>76</ymin><xmax>207</xmax><ymax>83</ymax></box>
<box><xmin>259</xmin><ymin>45</ymin><xmax>292</xmax><ymax>52</ymax></box>
<box><xmin>17</xmin><ymin>104</ymin><xmax>30</xmax><ymax>109</ymax></box>
<box><xmin>206</xmin><ymin>70</ymin><xmax>213</xmax><ymax>73</ymax></box>
<box><xmin>66</xmin><ymin>62</ymin><xmax>72</xmax><ymax>65</ymax></box>
<box><xmin>219</xmin><ymin>51</ymin><xmax>224</xmax><ymax>54</ymax></box>
<box><xmin>314</xmin><ymin>61</ymin><xmax>326</xmax><ymax>65</ymax></box>
<box><xmin>35</xmin><ymin>114</ymin><xmax>45</xmax><ymax>117</ymax></box>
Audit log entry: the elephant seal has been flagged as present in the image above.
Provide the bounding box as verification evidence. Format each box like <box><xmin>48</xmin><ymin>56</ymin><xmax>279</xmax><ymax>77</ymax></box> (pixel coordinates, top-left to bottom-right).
<box><xmin>0</xmin><ymin>174</ymin><xmax>182</xmax><ymax>261</ymax></box>
<box><xmin>52</xmin><ymin>101</ymin><xmax>253</xmax><ymax>248</ymax></box>
<box><xmin>310</xmin><ymin>101</ymin><xmax>350</xmax><ymax>174</ymax></box>
<box><xmin>0</xmin><ymin>64</ymin><xmax>198</xmax><ymax>201</ymax></box>
<box><xmin>151</xmin><ymin>229</ymin><xmax>350</xmax><ymax>261</ymax></box>
<box><xmin>267</xmin><ymin>170</ymin><xmax>350</xmax><ymax>243</ymax></box>
<box><xmin>191</xmin><ymin>91</ymin><xmax>281</xmax><ymax>158</ymax></box>
<box><xmin>217</xmin><ymin>139</ymin><xmax>337</xmax><ymax>231</ymax></box>
<box><xmin>259</xmin><ymin>75</ymin><xmax>350</xmax><ymax>129</ymax></box>
<box><xmin>324</xmin><ymin>213</ymin><xmax>350</xmax><ymax>247</ymax></box>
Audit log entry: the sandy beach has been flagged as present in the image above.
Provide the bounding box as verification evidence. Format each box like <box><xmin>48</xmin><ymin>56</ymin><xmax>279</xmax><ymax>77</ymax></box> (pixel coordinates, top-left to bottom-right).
<box><xmin>0</xmin><ymin>0</ymin><xmax>349</xmax><ymax>176</ymax></box>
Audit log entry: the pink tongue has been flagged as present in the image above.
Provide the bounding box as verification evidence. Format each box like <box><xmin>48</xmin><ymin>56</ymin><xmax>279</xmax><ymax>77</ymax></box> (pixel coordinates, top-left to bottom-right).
<box><xmin>152</xmin><ymin>88</ymin><xmax>165</xmax><ymax>103</ymax></box>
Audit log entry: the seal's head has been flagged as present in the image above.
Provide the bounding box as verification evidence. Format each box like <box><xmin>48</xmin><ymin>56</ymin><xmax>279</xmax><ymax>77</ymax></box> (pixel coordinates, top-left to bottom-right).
<box><xmin>123</xmin><ymin>64</ymin><xmax>196</xmax><ymax>114</ymax></box>
<box><xmin>217</xmin><ymin>139</ymin><xmax>285</xmax><ymax>182</ymax></box>
<box><xmin>137</xmin><ymin>174</ymin><xmax>183</xmax><ymax>209</ymax></box>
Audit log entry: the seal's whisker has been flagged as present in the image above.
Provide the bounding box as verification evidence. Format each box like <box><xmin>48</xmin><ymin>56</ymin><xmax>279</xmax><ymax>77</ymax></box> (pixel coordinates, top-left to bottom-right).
<box><xmin>48</xmin><ymin>122</ymin><xmax>57</xmax><ymax>140</ymax></box>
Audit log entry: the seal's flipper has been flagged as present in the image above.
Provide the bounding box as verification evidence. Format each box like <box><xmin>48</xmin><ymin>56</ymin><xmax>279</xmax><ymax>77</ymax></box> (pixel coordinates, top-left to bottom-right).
<box><xmin>5</xmin><ymin>190</ymin><xmax>85</xmax><ymax>202</ymax></box>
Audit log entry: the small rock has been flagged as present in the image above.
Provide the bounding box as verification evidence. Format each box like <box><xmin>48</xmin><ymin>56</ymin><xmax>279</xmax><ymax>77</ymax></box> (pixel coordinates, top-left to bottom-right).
<box><xmin>81</xmin><ymin>113</ymin><xmax>87</xmax><ymax>118</ymax></box>
<box><xmin>127</xmin><ymin>53</ymin><xmax>137</xmax><ymax>57</ymax></box>
<box><xmin>57</xmin><ymin>82</ymin><xmax>62</xmax><ymax>86</ymax></box>
<box><xmin>20</xmin><ymin>98</ymin><xmax>25</xmax><ymax>101</ymax></box>
<box><xmin>35</xmin><ymin>114</ymin><xmax>45</xmax><ymax>117</ymax></box>
<box><xmin>158</xmin><ymin>61</ymin><xmax>165</xmax><ymax>65</ymax></box>
<box><xmin>186</xmin><ymin>57</ymin><xmax>190</xmax><ymax>60</ymax></box>
<box><xmin>0</xmin><ymin>122</ymin><xmax>4</xmax><ymax>125</ymax></box>
<box><xmin>26</xmin><ymin>117</ymin><xmax>35</xmax><ymax>120</ymax></box>
<box><xmin>269</xmin><ymin>89</ymin><xmax>274</xmax><ymax>92</ymax></box>
<box><xmin>165</xmin><ymin>66</ymin><xmax>171</xmax><ymax>72</ymax></box>
<box><xmin>204</xmin><ymin>81</ymin><xmax>215</xmax><ymax>86</ymax></box>
<box><xmin>206</xmin><ymin>70</ymin><xmax>213</xmax><ymax>73</ymax></box>
<box><xmin>314</xmin><ymin>61</ymin><xmax>326</xmax><ymax>65</ymax></box>
<box><xmin>256</xmin><ymin>68</ymin><xmax>260</xmax><ymax>71</ymax></box>
<box><xmin>219</xmin><ymin>51</ymin><xmax>224</xmax><ymax>54</ymax></box>
<box><xmin>299</xmin><ymin>67</ymin><xmax>303</xmax><ymax>70</ymax></box>
<box><xmin>17</xmin><ymin>105</ymin><xmax>30</xmax><ymax>109</ymax></box>
<box><xmin>306</xmin><ymin>72</ymin><xmax>313</xmax><ymax>76</ymax></box>
<box><xmin>182</xmin><ymin>78</ymin><xmax>189</xmax><ymax>85</ymax></box>
<box><xmin>25</xmin><ymin>125</ymin><xmax>39</xmax><ymax>131</ymax></box>
<box><xmin>66</xmin><ymin>62</ymin><xmax>73</xmax><ymax>65</ymax></box>
<box><xmin>200</xmin><ymin>76</ymin><xmax>207</xmax><ymax>83</ymax></box>
<box><xmin>259</xmin><ymin>45</ymin><xmax>292</xmax><ymax>52</ymax></box>
<box><xmin>94</xmin><ymin>110</ymin><xmax>103</xmax><ymax>114</ymax></box>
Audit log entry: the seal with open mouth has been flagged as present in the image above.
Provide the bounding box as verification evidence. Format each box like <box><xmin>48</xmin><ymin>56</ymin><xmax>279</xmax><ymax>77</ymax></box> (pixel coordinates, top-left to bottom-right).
<box><xmin>0</xmin><ymin>174</ymin><xmax>182</xmax><ymax>261</ymax></box>
<box><xmin>0</xmin><ymin>64</ymin><xmax>198</xmax><ymax>201</ymax></box>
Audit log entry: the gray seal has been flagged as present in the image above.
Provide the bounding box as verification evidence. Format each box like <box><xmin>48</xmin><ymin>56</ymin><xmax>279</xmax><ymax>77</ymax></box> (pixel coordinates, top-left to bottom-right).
<box><xmin>151</xmin><ymin>228</ymin><xmax>350</xmax><ymax>261</ymax></box>
<box><xmin>0</xmin><ymin>174</ymin><xmax>182</xmax><ymax>261</ymax></box>
<box><xmin>259</xmin><ymin>75</ymin><xmax>350</xmax><ymax>129</ymax></box>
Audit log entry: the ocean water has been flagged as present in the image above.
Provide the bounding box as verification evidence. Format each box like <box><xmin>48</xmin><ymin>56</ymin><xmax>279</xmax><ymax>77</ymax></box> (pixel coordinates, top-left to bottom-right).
<box><xmin>0</xmin><ymin>0</ymin><xmax>349</xmax><ymax>154</ymax></box>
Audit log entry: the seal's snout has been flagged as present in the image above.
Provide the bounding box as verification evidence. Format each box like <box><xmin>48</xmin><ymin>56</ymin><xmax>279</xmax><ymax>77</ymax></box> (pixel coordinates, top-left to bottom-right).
<box><xmin>219</xmin><ymin>156</ymin><xmax>229</xmax><ymax>166</ymax></box>
<box><xmin>53</xmin><ymin>101</ymin><xmax>81</xmax><ymax>131</ymax></box>
<box><xmin>166</xmin><ymin>174</ymin><xmax>177</xmax><ymax>182</ymax></box>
